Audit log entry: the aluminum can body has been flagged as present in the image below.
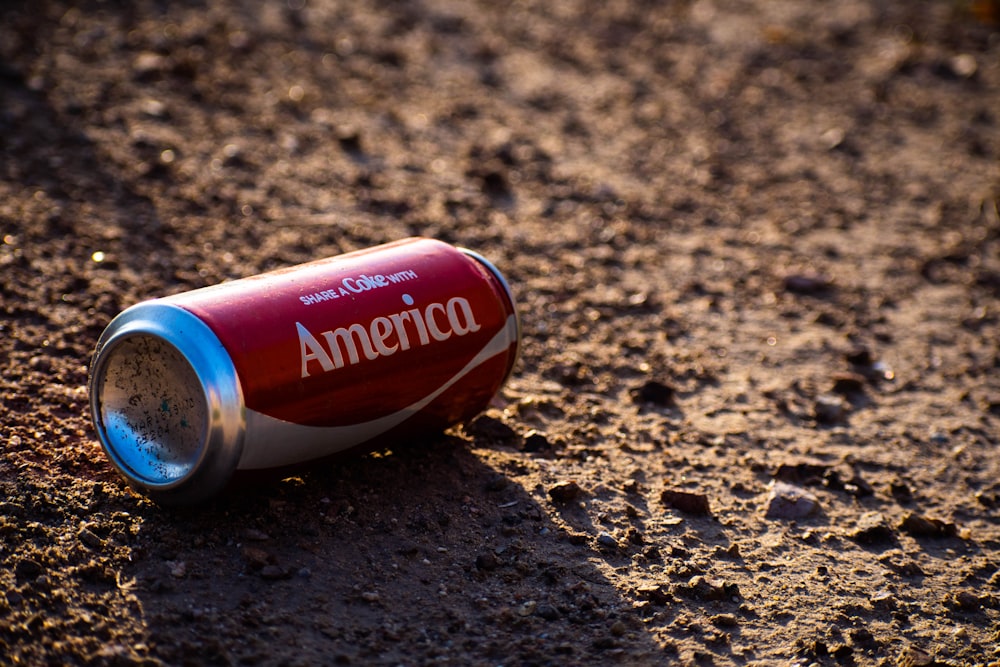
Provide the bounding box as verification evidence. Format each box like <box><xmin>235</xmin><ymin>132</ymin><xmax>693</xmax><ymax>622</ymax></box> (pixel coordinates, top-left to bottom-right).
<box><xmin>88</xmin><ymin>238</ymin><xmax>519</xmax><ymax>504</ymax></box>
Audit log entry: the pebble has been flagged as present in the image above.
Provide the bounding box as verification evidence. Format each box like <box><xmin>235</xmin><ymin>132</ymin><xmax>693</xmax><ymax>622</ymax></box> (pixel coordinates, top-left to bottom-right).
<box><xmin>243</xmin><ymin>547</ymin><xmax>272</xmax><ymax>569</ymax></box>
<box><xmin>522</xmin><ymin>430</ymin><xmax>551</xmax><ymax>453</ymax></box>
<box><xmin>898</xmin><ymin>512</ymin><xmax>958</xmax><ymax>539</ymax></box>
<box><xmin>783</xmin><ymin>274</ymin><xmax>832</xmax><ymax>295</ymax></box>
<box><xmin>475</xmin><ymin>551</ymin><xmax>499</xmax><ymax>571</ymax></box>
<box><xmin>764</xmin><ymin>481</ymin><xmax>820</xmax><ymax>519</ymax></box>
<box><xmin>953</xmin><ymin>590</ymin><xmax>980</xmax><ymax>610</ymax></box>
<box><xmin>244</xmin><ymin>528</ymin><xmax>271</xmax><ymax>541</ymax></box>
<box><xmin>631</xmin><ymin>380</ymin><xmax>676</xmax><ymax>407</ymax></box>
<box><xmin>78</xmin><ymin>526</ymin><xmax>104</xmax><ymax>550</ymax></box>
<box><xmin>677</xmin><ymin>575</ymin><xmax>739</xmax><ymax>602</ymax></box>
<box><xmin>813</xmin><ymin>393</ymin><xmax>847</xmax><ymax>424</ymax></box>
<box><xmin>660</xmin><ymin>489</ymin><xmax>711</xmax><ymax>515</ymax></box>
<box><xmin>597</xmin><ymin>532</ymin><xmax>620</xmax><ymax>549</ymax></box>
<box><xmin>710</xmin><ymin>613</ymin><xmax>739</xmax><ymax>628</ymax></box>
<box><xmin>831</xmin><ymin>372</ymin><xmax>866</xmax><ymax>395</ymax></box>
<box><xmin>466</xmin><ymin>415</ymin><xmax>518</xmax><ymax>443</ymax></box>
<box><xmin>548</xmin><ymin>481</ymin><xmax>584</xmax><ymax>504</ymax></box>
<box><xmin>14</xmin><ymin>557</ymin><xmax>43</xmax><ymax>580</ymax></box>
<box><xmin>637</xmin><ymin>584</ymin><xmax>672</xmax><ymax>605</ymax></box>
<box><xmin>850</xmin><ymin>512</ymin><xmax>896</xmax><ymax>546</ymax></box>
<box><xmin>132</xmin><ymin>52</ymin><xmax>167</xmax><ymax>78</ymax></box>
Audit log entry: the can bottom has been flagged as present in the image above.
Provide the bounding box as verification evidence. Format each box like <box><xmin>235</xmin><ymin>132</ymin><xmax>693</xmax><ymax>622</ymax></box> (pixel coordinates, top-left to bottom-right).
<box><xmin>94</xmin><ymin>335</ymin><xmax>208</xmax><ymax>485</ymax></box>
<box><xmin>89</xmin><ymin>302</ymin><xmax>246</xmax><ymax>504</ymax></box>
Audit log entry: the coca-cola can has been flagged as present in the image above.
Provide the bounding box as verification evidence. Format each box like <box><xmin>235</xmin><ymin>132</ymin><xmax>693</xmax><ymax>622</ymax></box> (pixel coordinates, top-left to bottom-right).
<box><xmin>88</xmin><ymin>238</ymin><xmax>520</xmax><ymax>504</ymax></box>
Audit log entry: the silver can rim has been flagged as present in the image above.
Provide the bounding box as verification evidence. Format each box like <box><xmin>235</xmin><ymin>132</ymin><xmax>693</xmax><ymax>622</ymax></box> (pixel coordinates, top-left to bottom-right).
<box><xmin>88</xmin><ymin>302</ymin><xmax>246</xmax><ymax>504</ymax></box>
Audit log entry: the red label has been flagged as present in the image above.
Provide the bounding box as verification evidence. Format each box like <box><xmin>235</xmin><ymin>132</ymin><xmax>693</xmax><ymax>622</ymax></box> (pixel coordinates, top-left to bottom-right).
<box><xmin>169</xmin><ymin>238</ymin><xmax>517</xmax><ymax>428</ymax></box>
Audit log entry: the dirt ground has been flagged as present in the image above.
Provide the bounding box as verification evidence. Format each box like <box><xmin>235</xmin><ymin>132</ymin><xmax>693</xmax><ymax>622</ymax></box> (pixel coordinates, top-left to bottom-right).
<box><xmin>2</xmin><ymin>0</ymin><xmax>999</xmax><ymax>665</ymax></box>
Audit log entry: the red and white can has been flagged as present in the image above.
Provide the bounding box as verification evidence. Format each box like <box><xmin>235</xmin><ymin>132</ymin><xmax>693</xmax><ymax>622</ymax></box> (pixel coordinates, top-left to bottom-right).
<box><xmin>88</xmin><ymin>238</ymin><xmax>519</xmax><ymax>504</ymax></box>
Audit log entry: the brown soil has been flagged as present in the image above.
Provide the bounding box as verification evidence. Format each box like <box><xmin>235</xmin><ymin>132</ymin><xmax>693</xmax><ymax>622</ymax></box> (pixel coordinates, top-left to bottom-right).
<box><xmin>2</xmin><ymin>1</ymin><xmax>1000</xmax><ymax>665</ymax></box>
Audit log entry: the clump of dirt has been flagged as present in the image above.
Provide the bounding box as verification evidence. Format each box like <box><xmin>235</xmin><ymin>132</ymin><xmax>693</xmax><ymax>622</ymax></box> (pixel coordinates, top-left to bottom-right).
<box><xmin>2</xmin><ymin>1</ymin><xmax>999</xmax><ymax>665</ymax></box>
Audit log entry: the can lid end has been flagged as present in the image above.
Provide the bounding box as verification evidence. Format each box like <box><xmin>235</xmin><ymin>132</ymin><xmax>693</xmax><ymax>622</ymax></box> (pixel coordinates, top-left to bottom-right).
<box><xmin>89</xmin><ymin>303</ymin><xmax>244</xmax><ymax>504</ymax></box>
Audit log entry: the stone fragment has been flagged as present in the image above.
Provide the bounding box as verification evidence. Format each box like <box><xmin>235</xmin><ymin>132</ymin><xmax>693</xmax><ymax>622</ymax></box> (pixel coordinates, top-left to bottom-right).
<box><xmin>522</xmin><ymin>430</ymin><xmax>551</xmax><ymax>453</ymax></box>
<box><xmin>764</xmin><ymin>481</ymin><xmax>820</xmax><ymax>519</ymax></box>
<box><xmin>245</xmin><ymin>528</ymin><xmax>271</xmax><ymax>541</ymax></box>
<box><xmin>466</xmin><ymin>415</ymin><xmax>518</xmax><ymax>443</ymax></box>
<box><xmin>660</xmin><ymin>489</ymin><xmax>711</xmax><ymax>515</ymax></box>
<box><xmin>813</xmin><ymin>393</ymin><xmax>847</xmax><ymax>424</ymax></box>
<box><xmin>850</xmin><ymin>512</ymin><xmax>896</xmax><ymax>546</ymax></box>
<box><xmin>596</xmin><ymin>532</ymin><xmax>620</xmax><ymax>549</ymax></box>
<box><xmin>475</xmin><ymin>552</ymin><xmax>499</xmax><ymax>571</ymax></box>
<box><xmin>548</xmin><ymin>481</ymin><xmax>584</xmax><ymax>504</ymax></box>
<box><xmin>831</xmin><ymin>372</ymin><xmax>866</xmax><ymax>395</ymax></box>
<box><xmin>898</xmin><ymin>512</ymin><xmax>958</xmax><ymax>539</ymax></box>
<box><xmin>78</xmin><ymin>526</ymin><xmax>104</xmax><ymax>550</ymax></box>
<box><xmin>676</xmin><ymin>576</ymin><xmax>739</xmax><ymax>601</ymax></box>
<box><xmin>636</xmin><ymin>584</ymin><xmax>672</xmax><ymax>606</ymax></box>
<box><xmin>631</xmin><ymin>380</ymin><xmax>676</xmax><ymax>407</ymax></box>
<box><xmin>783</xmin><ymin>274</ymin><xmax>832</xmax><ymax>295</ymax></box>
<box><xmin>14</xmin><ymin>557</ymin><xmax>43</xmax><ymax>580</ymax></box>
<box><xmin>953</xmin><ymin>590</ymin><xmax>980</xmax><ymax>610</ymax></box>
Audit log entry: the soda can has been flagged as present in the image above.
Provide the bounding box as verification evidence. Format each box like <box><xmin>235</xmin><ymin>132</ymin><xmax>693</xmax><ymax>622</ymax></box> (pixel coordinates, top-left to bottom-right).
<box><xmin>88</xmin><ymin>238</ymin><xmax>520</xmax><ymax>504</ymax></box>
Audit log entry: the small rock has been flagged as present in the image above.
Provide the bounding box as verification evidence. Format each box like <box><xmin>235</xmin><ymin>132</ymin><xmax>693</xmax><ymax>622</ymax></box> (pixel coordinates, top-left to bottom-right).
<box><xmin>610</xmin><ymin>620</ymin><xmax>627</xmax><ymax>637</ymax></box>
<box><xmin>360</xmin><ymin>590</ymin><xmax>380</xmax><ymax>603</ymax></box>
<box><xmin>548</xmin><ymin>481</ymin><xmax>584</xmax><ymax>504</ymax></box>
<box><xmin>845</xmin><ymin>346</ymin><xmax>874</xmax><ymax>366</ymax></box>
<box><xmin>133</xmin><ymin>52</ymin><xmax>167</xmax><ymax>78</ymax></box>
<box><xmin>637</xmin><ymin>584</ymin><xmax>672</xmax><ymax>605</ymax></box>
<box><xmin>660</xmin><ymin>489</ymin><xmax>711</xmax><ymax>515</ymax></box>
<box><xmin>466</xmin><ymin>415</ymin><xmax>518</xmax><ymax>443</ymax></box>
<box><xmin>710</xmin><ymin>613</ymin><xmax>739</xmax><ymax>628</ymax></box>
<box><xmin>774</xmin><ymin>462</ymin><xmax>829</xmax><ymax>485</ymax></box>
<box><xmin>475</xmin><ymin>552</ymin><xmax>499</xmax><ymax>571</ymax></box>
<box><xmin>78</xmin><ymin>527</ymin><xmax>104</xmax><ymax>550</ymax></box>
<box><xmin>813</xmin><ymin>393</ymin><xmax>847</xmax><ymax>424</ymax></box>
<box><xmin>14</xmin><ymin>558</ymin><xmax>43</xmax><ymax>580</ymax></box>
<box><xmin>536</xmin><ymin>604</ymin><xmax>560</xmax><ymax>620</ymax></box>
<box><xmin>677</xmin><ymin>576</ymin><xmax>739</xmax><ymax>602</ymax></box>
<box><xmin>764</xmin><ymin>481</ymin><xmax>821</xmax><ymax>519</ymax></box>
<box><xmin>245</xmin><ymin>528</ymin><xmax>271</xmax><ymax>541</ymax></box>
<box><xmin>870</xmin><ymin>589</ymin><xmax>896</xmax><ymax>608</ymax></box>
<box><xmin>953</xmin><ymin>590</ymin><xmax>980</xmax><ymax>611</ymax></box>
<box><xmin>831</xmin><ymin>372</ymin><xmax>866</xmax><ymax>395</ymax></box>
<box><xmin>949</xmin><ymin>53</ymin><xmax>978</xmax><ymax>79</ymax></box>
<box><xmin>850</xmin><ymin>512</ymin><xmax>896</xmax><ymax>546</ymax></box>
<box><xmin>168</xmin><ymin>561</ymin><xmax>187</xmax><ymax>579</ymax></box>
<box><xmin>243</xmin><ymin>547</ymin><xmax>272</xmax><ymax>569</ymax></box>
<box><xmin>522</xmin><ymin>430</ymin><xmax>551</xmax><ymax>453</ymax></box>
<box><xmin>898</xmin><ymin>512</ymin><xmax>958</xmax><ymax>539</ymax></box>
<box><xmin>889</xmin><ymin>479</ymin><xmax>913</xmax><ymax>503</ymax></box>
<box><xmin>631</xmin><ymin>380</ymin><xmax>676</xmax><ymax>407</ymax></box>
<box><xmin>597</xmin><ymin>532</ymin><xmax>620</xmax><ymax>549</ymax></box>
<box><xmin>783</xmin><ymin>274</ymin><xmax>832</xmax><ymax>295</ymax></box>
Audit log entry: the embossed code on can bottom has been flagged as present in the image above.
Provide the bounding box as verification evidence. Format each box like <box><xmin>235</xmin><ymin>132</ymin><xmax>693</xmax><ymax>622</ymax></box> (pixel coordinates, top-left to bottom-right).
<box><xmin>89</xmin><ymin>238</ymin><xmax>519</xmax><ymax>505</ymax></box>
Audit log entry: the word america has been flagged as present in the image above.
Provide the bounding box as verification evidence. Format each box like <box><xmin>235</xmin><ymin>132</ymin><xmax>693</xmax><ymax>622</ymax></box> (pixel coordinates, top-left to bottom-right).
<box><xmin>297</xmin><ymin>294</ymin><xmax>481</xmax><ymax>377</ymax></box>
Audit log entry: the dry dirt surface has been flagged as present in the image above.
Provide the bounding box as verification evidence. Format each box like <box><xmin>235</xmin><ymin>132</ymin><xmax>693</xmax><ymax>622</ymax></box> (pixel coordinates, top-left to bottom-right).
<box><xmin>2</xmin><ymin>1</ymin><xmax>1000</xmax><ymax>665</ymax></box>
